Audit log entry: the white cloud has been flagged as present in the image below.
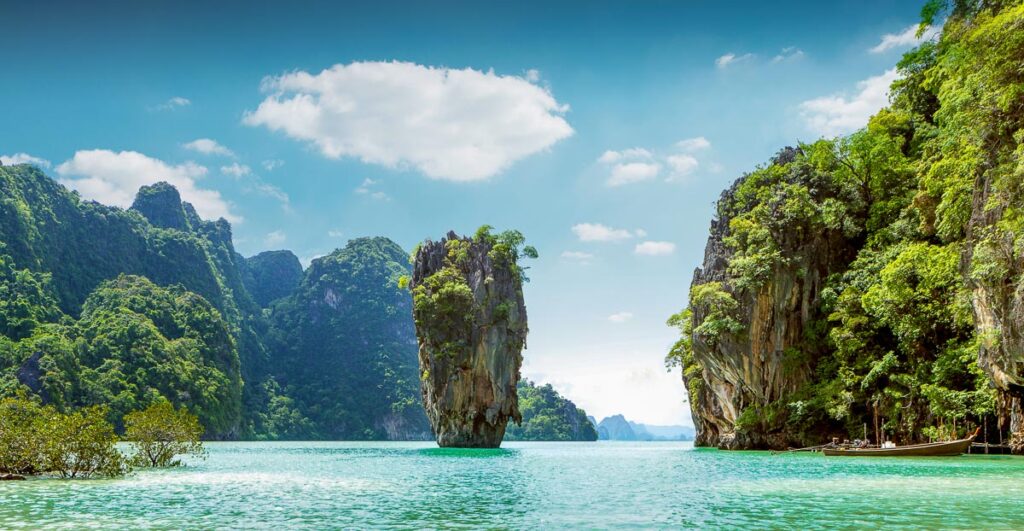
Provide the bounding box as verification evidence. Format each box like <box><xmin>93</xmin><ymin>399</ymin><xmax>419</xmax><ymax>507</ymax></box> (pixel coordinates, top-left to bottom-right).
<box><xmin>327</xmin><ymin>229</ymin><xmax>344</xmax><ymax>238</ymax></box>
<box><xmin>560</xmin><ymin>251</ymin><xmax>594</xmax><ymax>261</ymax></box>
<box><xmin>607</xmin><ymin>312</ymin><xmax>634</xmax><ymax>323</ymax></box>
<box><xmin>151</xmin><ymin>96</ymin><xmax>191</xmax><ymax>111</ymax></box>
<box><xmin>221</xmin><ymin>163</ymin><xmax>251</xmax><ymax>178</ymax></box>
<box><xmin>870</xmin><ymin>24</ymin><xmax>939</xmax><ymax>54</ymax></box>
<box><xmin>634</xmin><ymin>229</ymin><xmax>648</xmax><ymax>238</ymax></box>
<box><xmin>264</xmin><ymin>230</ymin><xmax>286</xmax><ymax>247</ymax></box>
<box><xmin>665</xmin><ymin>154</ymin><xmax>699</xmax><ymax>182</ymax></box>
<box><xmin>184</xmin><ymin>138</ymin><xmax>234</xmax><ymax>157</ymax></box>
<box><xmin>675</xmin><ymin>137</ymin><xmax>711</xmax><ymax>152</ymax></box>
<box><xmin>1</xmin><ymin>152</ymin><xmax>50</xmax><ymax>168</ymax></box>
<box><xmin>354</xmin><ymin>177</ymin><xmax>390</xmax><ymax>201</ymax></box>
<box><xmin>799</xmin><ymin>68</ymin><xmax>899</xmax><ymax>137</ymax></box>
<box><xmin>608</xmin><ymin>162</ymin><xmax>661</xmax><ymax>186</ymax></box>
<box><xmin>243</xmin><ymin>61</ymin><xmax>573</xmax><ymax>182</ymax></box>
<box><xmin>251</xmin><ymin>182</ymin><xmax>290</xmax><ymax>207</ymax></box>
<box><xmin>56</xmin><ymin>149</ymin><xmax>238</xmax><ymax>222</ymax></box>
<box><xmin>599</xmin><ymin>139</ymin><xmax>712</xmax><ymax>186</ymax></box>
<box><xmin>572</xmin><ymin>223</ymin><xmax>636</xmax><ymax>242</ymax></box>
<box><xmin>525</xmin><ymin>69</ymin><xmax>541</xmax><ymax>83</ymax></box>
<box><xmin>262</xmin><ymin>159</ymin><xmax>284</xmax><ymax>171</ymax></box>
<box><xmin>771</xmin><ymin>46</ymin><xmax>805</xmax><ymax>63</ymax></box>
<box><xmin>715</xmin><ymin>52</ymin><xmax>753</xmax><ymax>69</ymax></box>
<box><xmin>597</xmin><ymin>147</ymin><xmax>653</xmax><ymax>164</ymax></box>
<box><xmin>634</xmin><ymin>241</ymin><xmax>676</xmax><ymax>256</ymax></box>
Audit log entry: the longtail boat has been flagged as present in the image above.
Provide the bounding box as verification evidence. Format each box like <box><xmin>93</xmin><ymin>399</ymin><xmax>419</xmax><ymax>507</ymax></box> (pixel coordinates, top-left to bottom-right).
<box><xmin>823</xmin><ymin>429</ymin><xmax>978</xmax><ymax>457</ymax></box>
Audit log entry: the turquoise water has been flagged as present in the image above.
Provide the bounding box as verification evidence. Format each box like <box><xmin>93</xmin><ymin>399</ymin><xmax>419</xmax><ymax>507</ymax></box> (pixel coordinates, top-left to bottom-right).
<box><xmin>2</xmin><ymin>441</ymin><xmax>1024</xmax><ymax>529</ymax></box>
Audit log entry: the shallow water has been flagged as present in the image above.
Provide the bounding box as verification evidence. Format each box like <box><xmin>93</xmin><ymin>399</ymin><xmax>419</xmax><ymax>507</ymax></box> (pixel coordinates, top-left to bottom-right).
<box><xmin>2</xmin><ymin>441</ymin><xmax>1023</xmax><ymax>529</ymax></box>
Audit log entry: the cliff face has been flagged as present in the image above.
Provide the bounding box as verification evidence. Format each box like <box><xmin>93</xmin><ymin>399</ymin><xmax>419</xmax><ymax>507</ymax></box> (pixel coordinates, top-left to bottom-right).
<box><xmin>685</xmin><ymin>151</ymin><xmax>856</xmax><ymax>450</ymax></box>
<box><xmin>966</xmin><ymin>164</ymin><xmax>1024</xmax><ymax>453</ymax></box>
<box><xmin>410</xmin><ymin>231</ymin><xmax>527</xmax><ymax>447</ymax></box>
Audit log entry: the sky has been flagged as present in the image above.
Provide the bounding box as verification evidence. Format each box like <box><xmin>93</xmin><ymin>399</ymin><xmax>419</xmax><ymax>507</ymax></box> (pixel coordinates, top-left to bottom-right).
<box><xmin>0</xmin><ymin>0</ymin><xmax>933</xmax><ymax>426</ymax></box>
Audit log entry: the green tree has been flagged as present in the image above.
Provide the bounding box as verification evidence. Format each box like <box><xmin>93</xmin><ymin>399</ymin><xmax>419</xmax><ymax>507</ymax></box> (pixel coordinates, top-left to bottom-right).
<box><xmin>124</xmin><ymin>400</ymin><xmax>205</xmax><ymax>467</ymax></box>
<box><xmin>0</xmin><ymin>394</ymin><xmax>48</xmax><ymax>475</ymax></box>
<box><xmin>41</xmin><ymin>406</ymin><xmax>128</xmax><ymax>479</ymax></box>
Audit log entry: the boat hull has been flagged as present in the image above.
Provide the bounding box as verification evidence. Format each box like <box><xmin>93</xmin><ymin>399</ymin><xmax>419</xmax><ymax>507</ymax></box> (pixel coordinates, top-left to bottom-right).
<box><xmin>822</xmin><ymin>437</ymin><xmax>975</xmax><ymax>457</ymax></box>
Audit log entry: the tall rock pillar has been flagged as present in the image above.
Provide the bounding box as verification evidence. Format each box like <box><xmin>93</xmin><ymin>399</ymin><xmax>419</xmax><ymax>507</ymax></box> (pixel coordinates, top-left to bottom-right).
<box><xmin>409</xmin><ymin>229</ymin><xmax>531</xmax><ymax>447</ymax></box>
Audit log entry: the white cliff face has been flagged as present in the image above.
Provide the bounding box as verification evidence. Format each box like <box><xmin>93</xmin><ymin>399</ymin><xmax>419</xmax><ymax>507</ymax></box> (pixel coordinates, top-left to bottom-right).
<box><xmin>410</xmin><ymin>231</ymin><xmax>526</xmax><ymax>448</ymax></box>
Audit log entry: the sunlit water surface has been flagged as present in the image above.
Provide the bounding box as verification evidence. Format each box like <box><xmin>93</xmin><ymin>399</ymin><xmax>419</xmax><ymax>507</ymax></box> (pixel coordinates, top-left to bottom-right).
<box><xmin>2</xmin><ymin>441</ymin><xmax>1023</xmax><ymax>529</ymax></box>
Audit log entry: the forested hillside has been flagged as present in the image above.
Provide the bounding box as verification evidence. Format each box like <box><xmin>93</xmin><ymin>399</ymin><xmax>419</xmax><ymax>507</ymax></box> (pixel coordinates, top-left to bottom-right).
<box><xmin>505</xmin><ymin>379</ymin><xmax>598</xmax><ymax>441</ymax></box>
<box><xmin>0</xmin><ymin>165</ymin><xmax>428</xmax><ymax>439</ymax></box>
<box><xmin>670</xmin><ymin>0</ymin><xmax>1024</xmax><ymax>452</ymax></box>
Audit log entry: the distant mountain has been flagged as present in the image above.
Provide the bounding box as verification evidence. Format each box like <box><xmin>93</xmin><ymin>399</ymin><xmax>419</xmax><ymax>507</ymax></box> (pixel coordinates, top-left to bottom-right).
<box><xmin>629</xmin><ymin>422</ymin><xmax>695</xmax><ymax>441</ymax></box>
<box><xmin>595</xmin><ymin>414</ymin><xmax>695</xmax><ymax>441</ymax></box>
<box><xmin>597</xmin><ymin>414</ymin><xmax>637</xmax><ymax>440</ymax></box>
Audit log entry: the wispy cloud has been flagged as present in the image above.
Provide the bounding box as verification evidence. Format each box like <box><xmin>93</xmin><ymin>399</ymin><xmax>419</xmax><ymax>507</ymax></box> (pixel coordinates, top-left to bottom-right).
<box><xmin>572</xmin><ymin>223</ymin><xmax>637</xmax><ymax>242</ymax></box>
<box><xmin>771</xmin><ymin>46</ymin><xmax>805</xmax><ymax>63</ymax></box>
<box><xmin>150</xmin><ymin>96</ymin><xmax>191</xmax><ymax>111</ymax></box>
<box><xmin>675</xmin><ymin>137</ymin><xmax>711</xmax><ymax>152</ymax></box>
<box><xmin>264</xmin><ymin>230</ymin><xmax>286</xmax><ymax>247</ymax></box>
<box><xmin>184</xmin><ymin>138</ymin><xmax>234</xmax><ymax>157</ymax></box>
<box><xmin>561</xmin><ymin>250</ymin><xmax>595</xmax><ymax>265</ymax></box>
<box><xmin>599</xmin><ymin>137</ymin><xmax>712</xmax><ymax>185</ymax></box>
<box><xmin>221</xmin><ymin>163</ymin><xmax>251</xmax><ymax>178</ymax></box>
<box><xmin>607</xmin><ymin>312</ymin><xmax>634</xmax><ymax>323</ymax></box>
<box><xmin>715</xmin><ymin>52</ymin><xmax>754</xmax><ymax>69</ymax></box>
<box><xmin>262</xmin><ymin>159</ymin><xmax>284</xmax><ymax>171</ymax></box>
<box><xmin>354</xmin><ymin>178</ymin><xmax>390</xmax><ymax>201</ymax></box>
<box><xmin>870</xmin><ymin>24</ymin><xmax>939</xmax><ymax>54</ymax></box>
<box><xmin>799</xmin><ymin>68</ymin><xmax>899</xmax><ymax>137</ymax></box>
<box><xmin>634</xmin><ymin>241</ymin><xmax>676</xmax><ymax>256</ymax></box>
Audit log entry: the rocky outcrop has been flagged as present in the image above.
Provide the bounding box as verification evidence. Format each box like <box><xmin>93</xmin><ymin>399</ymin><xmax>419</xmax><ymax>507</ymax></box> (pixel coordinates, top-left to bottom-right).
<box><xmin>686</xmin><ymin>151</ymin><xmax>855</xmax><ymax>450</ymax></box>
<box><xmin>242</xmin><ymin>250</ymin><xmax>303</xmax><ymax>307</ymax></box>
<box><xmin>410</xmin><ymin>231</ymin><xmax>526</xmax><ymax>447</ymax></box>
<box><xmin>131</xmin><ymin>182</ymin><xmax>191</xmax><ymax>231</ymax></box>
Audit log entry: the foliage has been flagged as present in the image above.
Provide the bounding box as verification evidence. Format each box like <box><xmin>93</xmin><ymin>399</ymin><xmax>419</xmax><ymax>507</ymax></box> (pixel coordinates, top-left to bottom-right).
<box><xmin>0</xmin><ymin>395</ymin><xmax>128</xmax><ymax>479</ymax></box>
<box><xmin>671</xmin><ymin>1</ymin><xmax>1023</xmax><ymax>444</ymax></box>
<box><xmin>0</xmin><ymin>394</ymin><xmax>48</xmax><ymax>475</ymax></box>
<box><xmin>505</xmin><ymin>380</ymin><xmax>598</xmax><ymax>441</ymax></box>
<box><xmin>41</xmin><ymin>405</ymin><xmax>129</xmax><ymax>479</ymax></box>
<box><xmin>262</xmin><ymin>237</ymin><xmax>429</xmax><ymax>440</ymax></box>
<box><xmin>410</xmin><ymin>226</ymin><xmax>532</xmax><ymax>366</ymax></box>
<box><xmin>124</xmin><ymin>400</ymin><xmax>205</xmax><ymax>467</ymax></box>
<box><xmin>241</xmin><ymin>250</ymin><xmax>304</xmax><ymax>308</ymax></box>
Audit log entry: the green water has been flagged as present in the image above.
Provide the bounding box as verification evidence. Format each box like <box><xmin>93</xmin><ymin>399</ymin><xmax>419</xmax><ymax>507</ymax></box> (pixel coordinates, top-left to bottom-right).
<box><xmin>2</xmin><ymin>441</ymin><xmax>1023</xmax><ymax>529</ymax></box>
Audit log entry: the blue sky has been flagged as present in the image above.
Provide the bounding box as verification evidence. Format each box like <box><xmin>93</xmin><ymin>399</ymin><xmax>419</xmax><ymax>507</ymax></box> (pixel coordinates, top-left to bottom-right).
<box><xmin>1</xmin><ymin>0</ymin><xmax>931</xmax><ymax>425</ymax></box>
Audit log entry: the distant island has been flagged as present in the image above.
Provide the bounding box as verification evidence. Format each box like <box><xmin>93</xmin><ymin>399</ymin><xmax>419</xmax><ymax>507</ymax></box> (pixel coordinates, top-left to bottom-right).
<box><xmin>591</xmin><ymin>414</ymin><xmax>694</xmax><ymax>441</ymax></box>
